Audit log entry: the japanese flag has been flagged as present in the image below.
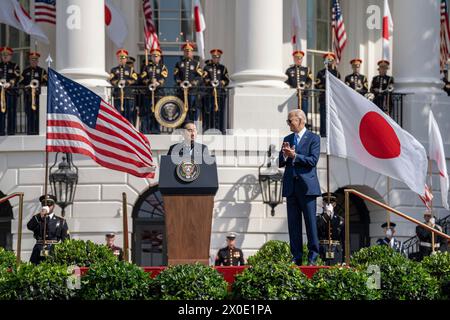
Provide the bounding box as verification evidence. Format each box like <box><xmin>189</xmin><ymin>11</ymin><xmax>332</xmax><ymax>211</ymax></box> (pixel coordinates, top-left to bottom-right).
<box><xmin>291</xmin><ymin>0</ymin><xmax>302</xmax><ymax>51</ymax></box>
<box><xmin>326</xmin><ymin>71</ymin><xmax>427</xmax><ymax>196</ymax></box>
<box><xmin>105</xmin><ymin>0</ymin><xmax>128</xmax><ymax>48</ymax></box>
<box><xmin>193</xmin><ymin>0</ymin><xmax>206</xmax><ymax>59</ymax></box>
<box><xmin>382</xmin><ymin>0</ymin><xmax>393</xmax><ymax>62</ymax></box>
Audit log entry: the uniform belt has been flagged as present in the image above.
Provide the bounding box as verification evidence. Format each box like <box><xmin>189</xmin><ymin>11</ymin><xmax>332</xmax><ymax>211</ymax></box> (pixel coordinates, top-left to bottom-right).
<box><xmin>36</xmin><ymin>240</ymin><xmax>59</xmax><ymax>244</ymax></box>
<box><xmin>419</xmin><ymin>242</ymin><xmax>440</xmax><ymax>248</ymax></box>
<box><xmin>319</xmin><ymin>240</ymin><xmax>341</xmax><ymax>245</ymax></box>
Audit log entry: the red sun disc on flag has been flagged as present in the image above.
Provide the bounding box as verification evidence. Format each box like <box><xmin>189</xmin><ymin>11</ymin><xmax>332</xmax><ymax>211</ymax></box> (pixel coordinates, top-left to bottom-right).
<box><xmin>359</xmin><ymin>111</ymin><xmax>401</xmax><ymax>159</ymax></box>
<box><xmin>105</xmin><ymin>5</ymin><xmax>112</xmax><ymax>26</ymax></box>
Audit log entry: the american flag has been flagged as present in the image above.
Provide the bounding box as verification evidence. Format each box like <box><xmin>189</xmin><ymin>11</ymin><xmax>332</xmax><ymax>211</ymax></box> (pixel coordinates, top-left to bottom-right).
<box><xmin>34</xmin><ymin>0</ymin><xmax>56</xmax><ymax>25</ymax></box>
<box><xmin>143</xmin><ymin>0</ymin><xmax>159</xmax><ymax>51</ymax></box>
<box><xmin>441</xmin><ymin>0</ymin><xmax>450</xmax><ymax>71</ymax></box>
<box><xmin>331</xmin><ymin>0</ymin><xmax>347</xmax><ymax>63</ymax></box>
<box><xmin>46</xmin><ymin>68</ymin><xmax>155</xmax><ymax>178</ymax></box>
<box><xmin>419</xmin><ymin>184</ymin><xmax>434</xmax><ymax>210</ymax></box>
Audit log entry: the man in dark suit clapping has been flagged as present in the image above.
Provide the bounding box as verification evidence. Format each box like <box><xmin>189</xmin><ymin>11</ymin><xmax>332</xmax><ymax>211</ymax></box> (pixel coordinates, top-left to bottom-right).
<box><xmin>279</xmin><ymin>109</ymin><xmax>321</xmax><ymax>266</ymax></box>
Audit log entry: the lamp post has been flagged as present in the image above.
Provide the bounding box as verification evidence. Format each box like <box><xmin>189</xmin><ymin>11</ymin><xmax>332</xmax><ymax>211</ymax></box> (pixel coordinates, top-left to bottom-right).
<box><xmin>258</xmin><ymin>144</ymin><xmax>283</xmax><ymax>216</ymax></box>
<box><xmin>49</xmin><ymin>153</ymin><xmax>78</xmax><ymax>217</ymax></box>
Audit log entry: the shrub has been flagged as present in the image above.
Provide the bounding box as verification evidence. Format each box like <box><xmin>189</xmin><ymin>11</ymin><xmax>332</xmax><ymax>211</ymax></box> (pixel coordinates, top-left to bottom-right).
<box><xmin>0</xmin><ymin>262</ymin><xmax>76</xmax><ymax>300</ymax></box>
<box><xmin>351</xmin><ymin>246</ymin><xmax>440</xmax><ymax>300</ymax></box>
<box><xmin>308</xmin><ymin>266</ymin><xmax>381</xmax><ymax>300</ymax></box>
<box><xmin>232</xmin><ymin>262</ymin><xmax>310</xmax><ymax>300</ymax></box>
<box><xmin>0</xmin><ymin>247</ymin><xmax>17</xmax><ymax>270</ymax></box>
<box><xmin>79</xmin><ymin>260</ymin><xmax>152</xmax><ymax>300</ymax></box>
<box><xmin>46</xmin><ymin>239</ymin><xmax>117</xmax><ymax>267</ymax></box>
<box><xmin>421</xmin><ymin>252</ymin><xmax>450</xmax><ymax>279</ymax></box>
<box><xmin>153</xmin><ymin>263</ymin><xmax>228</xmax><ymax>300</ymax></box>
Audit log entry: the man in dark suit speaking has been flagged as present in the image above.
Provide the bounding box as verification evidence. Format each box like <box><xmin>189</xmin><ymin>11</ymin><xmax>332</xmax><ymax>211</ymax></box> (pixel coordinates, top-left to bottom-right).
<box><xmin>167</xmin><ymin>121</ymin><xmax>211</xmax><ymax>163</ymax></box>
<box><xmin>279</xmin><ymin>109</ymin><xmax>321</xmax><ymax>265</ymax></box>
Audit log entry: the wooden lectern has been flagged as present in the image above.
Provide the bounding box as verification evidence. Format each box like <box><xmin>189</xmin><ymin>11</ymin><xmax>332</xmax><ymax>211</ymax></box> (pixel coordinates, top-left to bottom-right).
<box><xmin>159</xmin><ymin>155</ymin><xmax>218</xmax><ymax>265</ymax></box>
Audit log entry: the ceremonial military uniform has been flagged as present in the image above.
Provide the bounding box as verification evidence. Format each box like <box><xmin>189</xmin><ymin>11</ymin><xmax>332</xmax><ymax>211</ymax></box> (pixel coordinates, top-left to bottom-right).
<box><xmin>108</xmin><ymin>245</ymin><xmax>124</xmax><ymax>261</ymax></box>
<box><xmin>26</xmin><ymin>195</ymin><xmax>70</xmax><ymax>265</ymax></box>
<box><xmin>140</xmin><ymin>49</ymin><xmax>168</xmax><ymax>134</ymax></box>
<box><xmin>316</xmin><ymin>193</ymin><xmax>344</xmax><ymax>265</ymax></box>
<box><xmin>0</xmin><ymin>47</ymin><xmax>20</xmax><ymax>136</ymax></box>
<box><xmin>315</xmin><ymin>53</ymin><xmax>341</xmax><ymax>137</ymax></box>
<box><xmin>174</xmin><ymin>43</ymin><xmax>203</xmax><ymax>122</ymax></box>
<box><xmin>370</xmin><ymin>60</ymin><xmax>394</xmax><ymax>113</ymax></box>
<box><xmin>376</xmin><ymin>237</ymin><xmax>405</xmax><ymax>255</ymax></box>
<box><xmin>443</xmin><ymin>71</ymin><xmax>450</xmax><ymax>96</ymax></box>
<box><xmin>202</xmin><ymin>49</ymin><xmax>230</xmax><ymax>134</ymax></box>
<box><xmin>109</xmin><ymin>49</ymin><xmax>138</xmax><ymax>125</ymax></box>
<box><xmin>285</xmin><ymin>50</ymin><xmax>313</xmax><ymax>116</ymax></box>
<box><xmin>214</xmin><ymin>232</ymin><xmax>245</xmax><ymax>266</ymax></box>
<box><xmin>19</xmin><ymin>52</ymin><xmax>47</xmax><ymax>135</ymax></box>
<box><xmin>416</xmin><ymin>223</ymin><xmax>445</xmax><ymax>260</ymax></box>
<box><xmin>344</xmin><ymin>58</ymin><xmax>368</xmax><ymax>96</ymax></box>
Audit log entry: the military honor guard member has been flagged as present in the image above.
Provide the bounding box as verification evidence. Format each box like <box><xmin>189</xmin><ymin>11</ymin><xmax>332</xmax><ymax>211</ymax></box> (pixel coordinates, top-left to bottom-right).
<box><xmin>344</xmin><ymin>58</ymin><xmax>368</xmax><ymax>96</ymax></box>
<box><xmin>442</xmin><ymin>69</ymin><xmax>450</xmax><ymax>96</ymax></box>
<box><xmin>315</xmin><ymin>52</ymin><xmax>340</xmax><ymax>137</ymax></box>
<box><xmin>416</xmin><ymin>210</ymin><xmax>445</xmax><ymax>260</ymax></box>
<box><xmin>376</xmin><ymin>222</ymin><xmax>406</xmax><ymax>256</ymax></box>
<box><xmin>0</xmin><ymin>47</ymin><xmax>20</xmax><ymax>136</ymax></box>
<box><xmin>173</xmin><ymin>42</ymin><xmax>203</xmax><ymax>122</ymax></box>
<box><xmin>317</xmin><ymin>193</ymin><xmax>345</xmax><ymax>265</ymax></box>
<box><xmin>285</xmin><ymin>50</ymin><xmax>313</xmax><ymax>116</ymax></box>
<box><xmin>370</xmin><ymin>60</ymin><xmax>394</xmax><ymax>113</ymax></box>
<box><xmin>26</xmin><ymin>195</ymin><xmax>70</xmax><ymax>264</ymax></box>
<box><xmin>19</xmin><ymin>51</ymin><xmax>47</xmax><ymax>135</ymax></box>
<box><xmin>109</xmin><ymin>49</ymin><xmax>138</xmax><ymax>125</ymax></box>
<box><xmin>202</xmin><ymin>49</ymin><xmax>230</xmax><ymax>134</ymax></box>
<box><xmin>140</xmin><ymin>48</ymin><xmax>168</xmax><ymax>134</ymax></box>
<box><xmin>215</xmin><ymin>232</ymin><xmax>245</xmax><ymax>266</ymax></box>
<box><xmin>105</xmin><ymin>232</ymin><xmax>124</xmax><ymax>261</ymax></box>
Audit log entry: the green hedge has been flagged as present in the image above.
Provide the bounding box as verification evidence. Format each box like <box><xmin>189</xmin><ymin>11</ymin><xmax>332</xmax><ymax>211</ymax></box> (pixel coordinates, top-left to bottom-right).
<box><xmin>46</xmin><ymin>239</ymin><xmax>118</xmax><ymax>267</ymax></box>
<box><xmin>308</xmin><ymin>266</ymin><xmax>381</xmax><ymax>300</ymax></box>
<box><xmin>351</xmin><ymin>246</ymin><xmax>440</xmax><ymax>300</ymax></box>
<box><xmin>80</xmin><ymin>260</ymin><xmax>153</xmax><ymax>300</ymax></box>
<box><xmin>152</xmin><ymin>263</ymin><xmax>228</xmax><ymax>300</ymax></box>
<box><xmin>0</xmin><ymin>262</ymin><xmax>76</xmax><ymax>300</ymax></box>
<box><xmin>0</xmin><ymin>248</ymin><xmax>16</xmax><ymax>270</ymax></box>
<box><xmin>232</xmin><ymin>262</ymin><xmax>310</xmax><ymax>300</ymax></box>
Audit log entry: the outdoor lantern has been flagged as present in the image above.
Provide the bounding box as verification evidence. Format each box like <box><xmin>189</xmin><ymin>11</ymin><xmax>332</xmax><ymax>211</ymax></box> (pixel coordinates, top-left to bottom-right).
<box><xmin>49</xmin><ymin>153</ymin><xmax>78</xmax><ymax>216</ymax></box>
<box><xmin>258</xmin><ymin>144</ymin><xmax>283</xmax><ymax>216</ymax></box>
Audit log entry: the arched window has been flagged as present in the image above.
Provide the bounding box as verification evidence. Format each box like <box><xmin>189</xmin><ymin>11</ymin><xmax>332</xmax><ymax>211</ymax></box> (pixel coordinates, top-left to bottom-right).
<box><xmin>132</xmin><ymin>185</ymin><xmax>167</xmax><ymax>266</ymax></box>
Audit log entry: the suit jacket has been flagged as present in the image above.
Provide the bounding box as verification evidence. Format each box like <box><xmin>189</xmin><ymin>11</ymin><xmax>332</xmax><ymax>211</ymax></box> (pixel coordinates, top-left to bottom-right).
<box><xmin>279</xmin><ymin>130</ymin><xmax>321</xmax><ymax>197</ymax></box>
<box><xmin>167</xmin><ymin>141</ymin><xmax>210</xmax><ymax>160</ymax></box>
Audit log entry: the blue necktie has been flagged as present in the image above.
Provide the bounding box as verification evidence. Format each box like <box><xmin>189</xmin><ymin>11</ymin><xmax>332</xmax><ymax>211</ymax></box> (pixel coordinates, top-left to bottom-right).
<box><xmin>292</xmin><ymin>134</ymin><xmax>298</xmax><ymax>177</ymax></box>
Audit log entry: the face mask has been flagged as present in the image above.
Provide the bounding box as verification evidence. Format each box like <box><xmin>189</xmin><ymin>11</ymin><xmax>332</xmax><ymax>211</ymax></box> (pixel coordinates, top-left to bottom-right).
<box><xmin>324</xmin><ymin>203</ymin><xmax>334</xmax><ymax>216</ymax></box>
<box><xmin>386</xmin><ymin>229</ymin><xmax>393</xmax><ymax>238</ymax></box>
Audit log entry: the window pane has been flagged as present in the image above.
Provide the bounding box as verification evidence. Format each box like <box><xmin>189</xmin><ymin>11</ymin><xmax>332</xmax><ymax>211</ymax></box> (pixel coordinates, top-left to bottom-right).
<box><xmin>160</xmin><ymin>10</ymin><xmax>179</xmax><ymax>19</ymax></box>
<box><xmin>316</xmin><ymin>21</ymin><xmax>329</xmax><ymax>52</ymax></box>
<box><xmin>316</xmin><ymin>0</ymin><xmax>330</xmax><ymax>20</ymax></box>
<box><xmin>159</xmin><ymin>20</ymin><xmax>181</xmax><ymax>42</ymax></box>
<box><xmin>159</xmin><ymin>0</ymin><xmax>180</xmax><ymax>10</ymax></box>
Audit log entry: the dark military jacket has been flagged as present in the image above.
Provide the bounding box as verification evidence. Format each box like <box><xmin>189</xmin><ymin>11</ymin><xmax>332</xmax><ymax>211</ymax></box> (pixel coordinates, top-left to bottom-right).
<box><xmin>344</xmin><ymin>72</ymin><xmax>368</xmax><ymax>95</ymax></box>
<box><xmin>443</xmin><ymin>76</ymin><xmax>450</xmax><ymax>96</ymax></box>
<box><xmin>140</xmin><ymin>61</ymin><xmax>168</xmax><ymax>87</ymax></box>
<box><xmin>376</xmin><ymin>237</ymin><xmax>405</xmax><ymax>255</ymax></box>
<box><xmin>285</xmin><ymin>65</ymin><xmax>313</xmax><ymax>89</ymax></box>
<box><xmin>370</xmin><ymin>75</ymin><xmax>394</xmax><ymax>94</ymax></box>
<box><xmin>109</xmin><ymin>64</ymin><xmax>138</xmax><ymax>99</ymax></box>
<box><xmin>108</xmin><ymin>245</ymin><xmax>124</xmax><ymax>261</ymax></box>
<box><xmin>202</xmin><ymin>62</ymin><xmax>230</xmax><ymax>88</ymax></box>
<box><xmin>315</xmin><ymin>67</ymin><xmax>341</xmax><ymax>90</ymax></box>
<box><xmin>20</xmin><ymin>66</ymin><xmax>48</xmax><ymax>95</ymax></box>
<box><xmin>317</xmin><ymin>213</ymin><xmax>344</xmax><ymax>242</ymax></box>
<box><xmin>416</xmin><ymin>224</ymin><xmax>445</xmax><ymax>245</ymax></box>
<box><xmin>173</xmin><ymin>57</ymin><xmax>203</xmax><ymax>86</ymax></box>
<box><xmin>26</xmin><ymin>213</ymin><xmax>70</xmax><ymax>242</ymax></box>
<box><xmin>215</xmin><ymin>246</ymin><xmax>245</xmax><ymax>266</ymax></box>
<box><xmin>0</xmin><ymin>61</ymin><xmax>20</xmax><ymax>95</ymax></box>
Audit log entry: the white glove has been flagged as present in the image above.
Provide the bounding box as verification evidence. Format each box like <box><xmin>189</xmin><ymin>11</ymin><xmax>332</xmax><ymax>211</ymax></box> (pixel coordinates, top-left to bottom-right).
<box><xmin>325</xmin><ymin>203</ymin><xmax>334</xmax><ymax>216</ymax></box>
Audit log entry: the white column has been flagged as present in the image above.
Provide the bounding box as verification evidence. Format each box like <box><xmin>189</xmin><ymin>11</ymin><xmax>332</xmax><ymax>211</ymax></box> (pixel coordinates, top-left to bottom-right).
<box><xmin>56</xmin><ymin>0</ymin><xmax>109</xmax><ymax>86</ymax></box>
<box><xmin>393</xmin><ymin>0</ymin><xmax>441</xmax><ymax>93</ymax></box>
<box><xmin>231</xmin><ymin>0</ymin><xmax>287</xmax><ymax>88</ymax></box>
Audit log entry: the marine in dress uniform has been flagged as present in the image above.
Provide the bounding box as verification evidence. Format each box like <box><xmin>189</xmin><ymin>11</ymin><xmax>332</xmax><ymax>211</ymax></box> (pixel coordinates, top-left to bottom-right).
<box><xmin>416</xmin><ymin>211</ymin><xmax>446</xmax><ymax>260</ymax></box>
<box><xmin>19</xmin><ymin>52</ymin><xmax>48</xmax><ymax>135</ymax></box>
<box><xmin>109</xmin><ymin>49</ymin><xmax>138</xmax><ymax>125</ymax></box>
<box><xmin>370</xmin><ymin>60</ymin><xmax>394</xmax><ymax>113</ymax></box>
<box><xmin>173</xmin><ymin>43</ymin><xmax>203</xmax><ymax>122</ymax></box>
<box><xmin>315</xmin><ymin>52</ymin><xmax>341</xmax><ymax>137</ymax></box>
<box><xmin>285</xmin><ymin>50</ymin><xmax>313</xmax><ymax>116</ymax></box>
<box><xmin>26</xmin><ymin>195</ymin><xmax>70</xmax><ymax>265</ymax></box>
<box><xmin>344</xmin><ymin>58</ymin><xmax>368</xmax><ymax>96</ymax></box>
<box><xmin>442</xmin><ymin>70</ymin><xmax>450</xmax><ymax>96</ymax></box>
<box><xmin>214</xmin><ymin>232</ymin><xmax>245</xmax><ymax>266</ymax></box>
<box><xmin>105</xmin><ymin>232</ymin><xmax>124</xmax><ymax>261</ymax></box>
<box><xmin>140</xmin><ymin>48</ymin><xmax>168</xmax><ymax>134</ymax></box>
<box><xmin>316</xmin><ymin>193</ymin><xmax>345</xmax><ymax>265</ymax></box>
<box><xmin>0</xmin><ymin>47</ymin><xmax>20</xmax><ymax>136</ymax></box>
<box><xmin>376</xmin><ymin>222</ymin><xmax>406</xmax><ymax>256</ymax></box>
<box><xmin>202</xmin><ymin>49</ymin><xmax>230</xmax><ymax>134</ymax></box>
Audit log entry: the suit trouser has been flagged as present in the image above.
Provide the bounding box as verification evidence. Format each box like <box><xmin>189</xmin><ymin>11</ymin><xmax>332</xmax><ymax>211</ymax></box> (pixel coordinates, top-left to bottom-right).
<box><xmin>286</xmin><ymin>179</ymin><xmax>319</xmax><ymax>263</ymax></box>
